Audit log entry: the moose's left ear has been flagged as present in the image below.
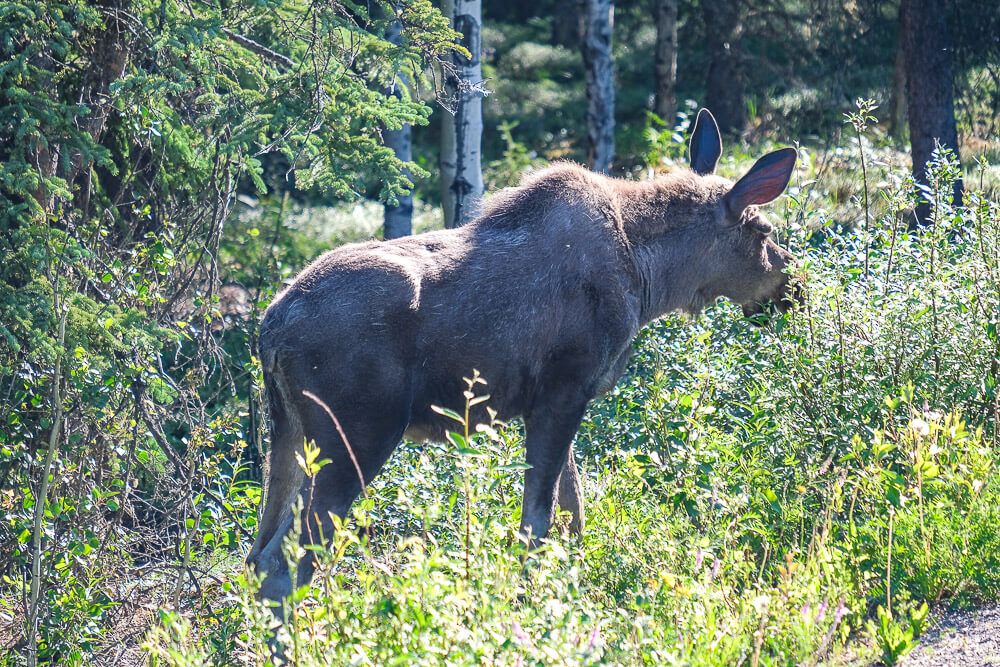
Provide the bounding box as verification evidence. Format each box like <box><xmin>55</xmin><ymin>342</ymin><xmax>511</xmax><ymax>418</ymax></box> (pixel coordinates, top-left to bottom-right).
<box><xmin>725</xmin><ymin>147</ymin><xmax>798</xmax><ymax>215</ymax></box>
<box><xmin>689</xmin><ymin>109</ymin><xmax>723</xmax><ymax>175</ymax></box>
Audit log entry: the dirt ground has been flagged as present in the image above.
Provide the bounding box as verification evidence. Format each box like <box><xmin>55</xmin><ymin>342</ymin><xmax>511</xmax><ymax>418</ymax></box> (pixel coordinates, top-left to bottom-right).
<box><xmin>899</xmin><ymin>603</ymin><xmax>1000</xmax><ymax>667</ymax></box>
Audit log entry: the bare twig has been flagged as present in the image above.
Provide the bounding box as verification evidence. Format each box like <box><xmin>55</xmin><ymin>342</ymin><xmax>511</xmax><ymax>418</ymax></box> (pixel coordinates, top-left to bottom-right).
<box><xmin>301</xmin><ymin>390</ymin><xmax>367</xmax><ymax>498</ymax></box>
<box><xmin>222</xmin><ymin>28</ymin><xmax>295</xmax><ymax>70</ymax></box>
<box><xmin>25</xmin><ymin>304</ymin><xmax>68</xmax><ymax>667</ymax></box>
<box><xmin>135</xmin><ymin>395</ymin><xmax>253</xmax><ymax>541</ymax></box>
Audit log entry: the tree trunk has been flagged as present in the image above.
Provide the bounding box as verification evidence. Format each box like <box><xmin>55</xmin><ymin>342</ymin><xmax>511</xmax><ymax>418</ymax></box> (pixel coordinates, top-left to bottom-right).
<box><xmin>702</xmin><ymin>2</ymin><xmax>746</xmax><ymax>135</ymax></box>
<box><xmin>552</xmin><ymin>0</ymin><xmax>585</xmax><ymax>47</ymax></box>
<box><xmin>34</xmin><ymin>0</ymin><xmax>129</xmax><ymax>215</ymax></box>
<box><xmin>383</xmin><ymin>17</ymin><xmax>413</xmax><ymax>239</ymax></box>
<box><xmin>887</xmin><ymin>21</ymin><xmax>907</xmax><ymax>140</ymax></box>
<box><xmin>900</xmin><ymin>0</ymin><xmax>963</xmax><ymax>224</ymax></box>
<box><xmin>440</xmin><ymin>0</ymin><xmax>484</xmax><ymax>228</ymax></box>
<box><xmin>654</xmin><ymin>0</ymin><xmax>678</xmax><ymax>124</ymax></box>
<box><xmin>583</xmin><ymin>0</ymin><xmax>615</xmax><ymax>173</ymax></box>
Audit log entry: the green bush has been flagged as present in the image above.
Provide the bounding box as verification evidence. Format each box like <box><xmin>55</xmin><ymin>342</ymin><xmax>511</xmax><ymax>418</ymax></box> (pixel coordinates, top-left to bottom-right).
<box><xmin>0</xmin><ymin>3</ymin><xmax>457</xmax><ymax>664</ymax></box>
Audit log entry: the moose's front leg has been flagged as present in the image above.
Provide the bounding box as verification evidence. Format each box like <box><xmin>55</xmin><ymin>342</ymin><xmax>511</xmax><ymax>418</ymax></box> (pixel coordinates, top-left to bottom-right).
<box><xmin>520</xmin><ymin>400</ymin><xmax>588</xmax><ymax>545</ymax></box>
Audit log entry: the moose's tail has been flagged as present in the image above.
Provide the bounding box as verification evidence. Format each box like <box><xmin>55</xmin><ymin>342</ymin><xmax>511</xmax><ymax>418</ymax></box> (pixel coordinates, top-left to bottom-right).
<box><xmin>247</xmin><ymin>330</ymin><xmax>305</xmax><ymax>566</ymax></box>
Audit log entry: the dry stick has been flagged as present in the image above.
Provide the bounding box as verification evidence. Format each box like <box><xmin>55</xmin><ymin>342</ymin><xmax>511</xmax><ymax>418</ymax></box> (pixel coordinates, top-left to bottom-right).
<box><xmin>171</xmin><ymin>420</ymin><xmax>203</xmax><ymax>611</ymax></box>
<box><xmin>222</xmin><ymin>28</ymin><xmax>294</xmax><ymax>70</ymax></box>
<box><xmin>855</xmin><ymin>125</ymin><xmax>871</xmax><ymax>279</ymax></box>
<box><xmin>172</xmin><ymin>499</ymin><xmax>190</xmax><ymax>611</ymax></box>
<box><xmin>25</xmin><ymin>305</ymin><xmax>68</xmax><ymax>667</ymax></box>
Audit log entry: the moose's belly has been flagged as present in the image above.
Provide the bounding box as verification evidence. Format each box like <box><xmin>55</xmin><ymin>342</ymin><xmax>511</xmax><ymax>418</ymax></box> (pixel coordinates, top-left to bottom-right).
<box><xmin>402</xmin><ymin>422</ymin><xmax>443</xmax><ymax>443</ymax></box>
<box><xmin>398</xmin><ymin>357</ymin><xmax>535</xmax><ymax>443</ymax></box>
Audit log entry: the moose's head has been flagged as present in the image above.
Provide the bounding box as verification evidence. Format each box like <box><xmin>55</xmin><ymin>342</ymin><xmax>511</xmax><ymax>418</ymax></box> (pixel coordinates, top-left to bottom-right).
<box><xmin>678</xmin><ymin>108</ymin><xmax>803</xmax><ymax>321</ymax></box>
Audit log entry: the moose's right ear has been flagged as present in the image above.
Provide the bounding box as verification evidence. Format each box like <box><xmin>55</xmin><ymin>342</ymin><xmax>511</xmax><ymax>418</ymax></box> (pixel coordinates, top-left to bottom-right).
<box><xmin>689</xmin><ymin>108</ymin><xmax>723</xmax><ymax>175</ymax></box>
<box><xmin>724</xmin><ymin>147</ymin><xmax>798</xmax><ymax>215</ymax></box>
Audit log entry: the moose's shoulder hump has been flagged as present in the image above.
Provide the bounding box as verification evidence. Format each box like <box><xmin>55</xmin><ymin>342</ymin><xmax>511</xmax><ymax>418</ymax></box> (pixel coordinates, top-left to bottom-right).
<box><xmin>516</xmin><ymin>162</ymin><xmax>613</xmax><ymax>200</ymax></box>
<box><xmin>477</xmin><ymin>162</ymin><xmax>616</xmax><ymax>230</ymax></box>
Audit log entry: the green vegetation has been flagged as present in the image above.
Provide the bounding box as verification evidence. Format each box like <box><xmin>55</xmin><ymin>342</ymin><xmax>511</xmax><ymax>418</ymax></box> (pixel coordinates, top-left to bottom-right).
<box><xmin>139</xmin><ymin>140</ymin><xmax>1000</xmax><ymax>667</ymax></box>
<box><xmin>1</xmin><ymin>0</ymin><xmax>999</xmax><ymax>665</ymax></box>
<box><xmin>9</xmin><ymin>123</ymin><xmax>1000</xmax><ymax>664</ymax></box>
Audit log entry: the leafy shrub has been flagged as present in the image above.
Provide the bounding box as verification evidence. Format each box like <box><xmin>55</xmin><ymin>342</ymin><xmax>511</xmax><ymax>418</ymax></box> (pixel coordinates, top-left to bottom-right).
<box><xmin>0</xmin><ymin>2</ymin><xmax>458</xmax><ymax>663</ymax></box>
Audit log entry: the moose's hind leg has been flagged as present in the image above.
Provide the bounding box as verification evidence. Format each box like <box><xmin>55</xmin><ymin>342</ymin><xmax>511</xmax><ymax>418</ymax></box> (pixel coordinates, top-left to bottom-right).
<box><xmin>249</xmin><ymin>385</ymin><xmax>410</xmax><ymax>618</ymax></box>
<box><xmin>247</xmin><ymin>396</ymin><xmax>305</xmax><ymax>615</ymax></box>
<box><xmin>251</xmin><ymin>513</ymin><xmax>296</xmax><ymax>618</ymax></box>
<box><xmin>289</xmin><ymin>395</ymin><xmax>410</xmax><ymax>587</ymax></box>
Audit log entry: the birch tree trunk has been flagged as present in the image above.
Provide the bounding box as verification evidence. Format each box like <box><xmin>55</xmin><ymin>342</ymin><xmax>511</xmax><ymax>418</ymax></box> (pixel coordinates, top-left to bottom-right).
<box><xmin>654</xmin><ymin>0</ymin><xmax>678</xmax><ymax>124</ymax></box>
<box><xmin>900</xmin><ymin>0</ymin><xmax>963</xmax><ymax>224</ymax></box>
<box><xmin>583</xmin><ymin>0</ymin><xmax>615</xmax><ymax>174</ymax></box>
<box><xmin>440</xmin><ymin>0</ymin><xmax>484</xmax><ymax>228</ymax></box>
<box><xmin>383</xmin><ymin>17</ymin><xmax>413</xmax><ymax>239</ymax></box>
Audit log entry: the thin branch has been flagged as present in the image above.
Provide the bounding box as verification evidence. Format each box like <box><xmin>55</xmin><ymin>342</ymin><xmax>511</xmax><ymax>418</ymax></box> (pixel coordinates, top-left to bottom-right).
<box><xmin>222</xmin><ymin>28</ymin><xmax>295</xmax><ymax>70</ymax></box>
<box><xmin>25</xmin><ymin>305</ymin><xmax>68</xmax><ymax>667</ymax></box>
<box><xmin>135</xmin><ymin>395</ymin><xmax>253</xmax><ymax>541</ymax></box>
<box><xmin>302</xmin><ymin>390</ymin><xmax>367</xmax><ymax>498</ymax></box>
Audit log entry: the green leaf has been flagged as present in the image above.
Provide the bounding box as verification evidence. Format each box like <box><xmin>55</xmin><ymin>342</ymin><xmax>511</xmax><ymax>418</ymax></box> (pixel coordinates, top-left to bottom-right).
<box><xmin>431</xmin><ymin>405</ymin><xmax>464</xmax><ymax>423</ymax></box>
<box><xmin>497</xmin><ymin>463</ymin><xmax>532</xmax><ymax>471</ymax></box>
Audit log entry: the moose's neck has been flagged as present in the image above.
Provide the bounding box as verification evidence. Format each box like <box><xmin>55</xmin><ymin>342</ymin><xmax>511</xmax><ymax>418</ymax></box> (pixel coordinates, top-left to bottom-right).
<box><xmin>629</xmin><ymin>237</ymin><xmax>710</xmax><ymax>325</ymax></box>
<box><xmin>616</xmin><ymin>174</ymin><xmax>722</xmax><ymax>325</ymax></box>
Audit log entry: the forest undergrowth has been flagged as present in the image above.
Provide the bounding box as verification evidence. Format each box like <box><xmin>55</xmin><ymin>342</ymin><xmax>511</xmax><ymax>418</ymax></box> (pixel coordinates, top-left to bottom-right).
<box><xmin>3</xmin><ymin>131</ymin><xmax>1000</xmax><ymax>665</ymax></box>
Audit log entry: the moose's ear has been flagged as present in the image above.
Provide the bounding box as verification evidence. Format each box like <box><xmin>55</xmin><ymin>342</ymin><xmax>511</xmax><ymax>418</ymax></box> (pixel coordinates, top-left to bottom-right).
<box><xmin>689</xmin><ymin>109</ymin><xmax>723</xmax><ymax>175</ymax></box>
<box><xmin>725</xmin><ymin>147</ymin><xmax>798</xmax><ymax>215</ymax></box>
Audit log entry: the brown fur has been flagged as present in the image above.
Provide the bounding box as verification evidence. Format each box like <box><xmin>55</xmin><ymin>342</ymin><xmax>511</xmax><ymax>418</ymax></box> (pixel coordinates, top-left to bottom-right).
<box><xmin>247</xmin><ymin>109</ymin><xmax>801</xmax><ymax>613</ymax></box>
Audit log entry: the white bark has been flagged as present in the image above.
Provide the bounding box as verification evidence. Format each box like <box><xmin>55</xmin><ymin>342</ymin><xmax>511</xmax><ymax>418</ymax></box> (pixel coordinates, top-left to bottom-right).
<box><xmin>383</xmin><ymin>17</ymin><xmax>413</xmax><ymax>239</ymax></box>
<box><xmin>583</xmin><ymin>0</ymin><xmax>615</xmax><ymax>173</ymax></box>
<box><xmin>440</xmin><ymin>0</ymin><xmax>484</xmax><ymax>228</ymax></box>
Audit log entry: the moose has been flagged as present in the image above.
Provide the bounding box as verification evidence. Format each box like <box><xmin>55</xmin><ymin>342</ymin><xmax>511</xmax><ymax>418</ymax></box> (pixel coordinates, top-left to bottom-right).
<box><xmin>247</xmin><ymin>109</ymin><xmax>801</xmax><ymax>609</ymax></box>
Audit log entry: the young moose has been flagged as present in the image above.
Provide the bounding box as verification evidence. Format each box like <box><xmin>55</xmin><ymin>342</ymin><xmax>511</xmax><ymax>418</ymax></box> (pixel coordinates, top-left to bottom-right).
<box><xmin>248</xmin><ymin>109</ymin><xmax>801</xmax><ymax>608</ymax></box>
